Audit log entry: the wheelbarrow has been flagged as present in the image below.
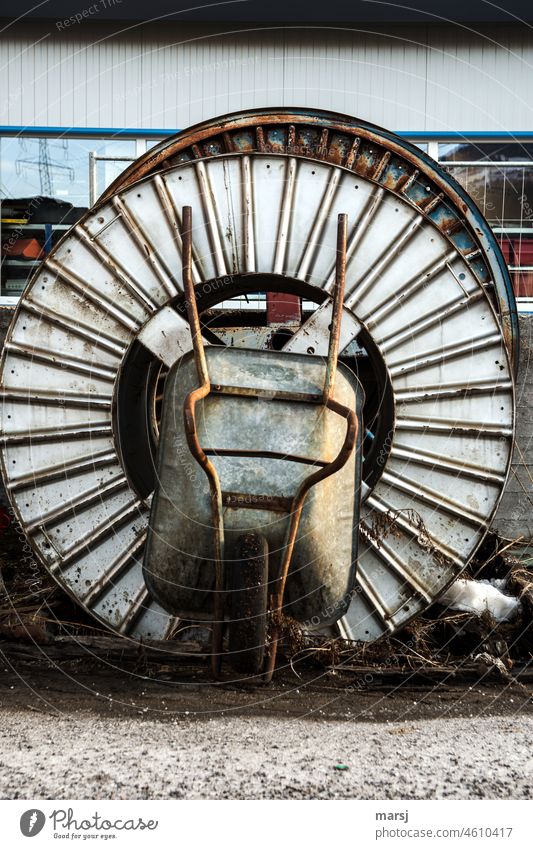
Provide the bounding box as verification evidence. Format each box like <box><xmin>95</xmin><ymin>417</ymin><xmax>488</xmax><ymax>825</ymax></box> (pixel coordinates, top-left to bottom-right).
<box><xmin>143</xmin><ymin>207</ymin><xmax>364</xmax><ymax>681</ymax></box>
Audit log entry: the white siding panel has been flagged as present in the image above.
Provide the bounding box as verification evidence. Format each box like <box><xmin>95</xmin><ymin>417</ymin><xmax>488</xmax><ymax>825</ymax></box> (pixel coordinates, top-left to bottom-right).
<box><xmin>0</xmin><ymin>23</ymin><xmax>532</xmax><ymax>132</ymax></box>
<box><xmin>425</xmin><ymin>26</ymin><xmax>533</xmax><ymax>132</ymax></box>
<box><xmin>4</xmin><ymin>35</ymin><xmax>23</xmax><ymax>126</ymax></box>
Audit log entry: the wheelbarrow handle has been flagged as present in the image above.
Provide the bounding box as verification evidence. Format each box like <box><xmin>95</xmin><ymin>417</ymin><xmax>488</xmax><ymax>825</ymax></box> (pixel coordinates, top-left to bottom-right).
<box><xmin>323</xmin><ymin>213</ymin><xmax>348</xmax><ymax>403</ymax></box>
<box><xmin>182</xmin><ymin>205</ymin><xmax>210</xmax><ymax>388</ymax></box>
<box><xmin>181</xmin><ymin>206</ymin><xmax>225</xmax><ymax>677</ymax></box>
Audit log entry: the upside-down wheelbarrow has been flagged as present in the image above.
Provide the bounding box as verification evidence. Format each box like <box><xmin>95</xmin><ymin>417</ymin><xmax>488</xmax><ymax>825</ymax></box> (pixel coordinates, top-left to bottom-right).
<box><xmin>143</xmin><ymin>208</ymin><xmax>364</xmax><ymax>681</ymax></box>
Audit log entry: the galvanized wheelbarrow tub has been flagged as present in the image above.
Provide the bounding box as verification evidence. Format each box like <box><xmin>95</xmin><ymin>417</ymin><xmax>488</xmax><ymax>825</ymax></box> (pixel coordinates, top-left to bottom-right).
<box><xmin>143</xmin><ymin>345</ymin><xmax>364</xmax><ymax>626</ymax></box>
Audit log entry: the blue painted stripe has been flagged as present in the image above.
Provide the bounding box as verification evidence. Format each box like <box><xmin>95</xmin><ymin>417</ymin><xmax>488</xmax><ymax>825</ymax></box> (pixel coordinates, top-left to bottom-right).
<box><xmin>0</xmin><ymin>126</ymin><xmax>177</xmax><ymax>137</ymax></box>
<box><xmin>399</xmin><ymin>131</ymin><xmax>533</xmax><ymax>140</ymax></box>
<box><xmin>1</xmin><ymin>126</ymin><xmax>533</xmax><ymax>140</ymax></box>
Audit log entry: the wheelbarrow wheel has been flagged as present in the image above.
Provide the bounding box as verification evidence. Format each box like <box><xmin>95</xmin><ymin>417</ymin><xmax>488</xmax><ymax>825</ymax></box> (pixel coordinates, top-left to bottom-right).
<box><xmin>228</xmin><ymin>533</ymin><xmax>269</xmax><ymax>675</ymax></box>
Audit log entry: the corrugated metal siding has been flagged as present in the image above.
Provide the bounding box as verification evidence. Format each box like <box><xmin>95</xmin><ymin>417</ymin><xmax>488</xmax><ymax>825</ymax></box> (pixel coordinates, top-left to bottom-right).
<box><xmin>1</xmin><ymin>23</ymin><xmax>533</xmax><ymax>131</ymax></box>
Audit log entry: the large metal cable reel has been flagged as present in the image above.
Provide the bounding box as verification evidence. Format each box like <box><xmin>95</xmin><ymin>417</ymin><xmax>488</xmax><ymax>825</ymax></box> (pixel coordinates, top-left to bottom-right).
<box><xmin>0</xmin><ymin>108</ymin><xmax>516</xmax><ymax>645</ymax></box>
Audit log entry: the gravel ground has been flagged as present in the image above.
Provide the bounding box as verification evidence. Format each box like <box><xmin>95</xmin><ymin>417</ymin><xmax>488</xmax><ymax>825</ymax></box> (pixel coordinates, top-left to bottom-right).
<box><xmin>1</xmin><ymin>648</ymin><xmax>531</xmax><ymax>799</ymax></box>
<box><xmin>0</xmin><ymin>710</ymin><xmax>531</xmax><ymax>799</ymax></box>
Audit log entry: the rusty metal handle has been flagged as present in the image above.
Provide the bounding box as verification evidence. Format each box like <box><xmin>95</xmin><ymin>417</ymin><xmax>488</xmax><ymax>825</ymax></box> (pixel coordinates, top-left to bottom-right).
<box><xmin>182</xmin><ymin>205</ymin><xmax>210</xmax><ymax>388</ymax></box>
<box><xmin>323</xmin><ymin>213</ymin><xmax>347</xmax><ymax>403</ymax></box>
<box><xmin>180</xmin><ymin>206</ymin><xmax>225</xmax><ymax>677</ymax></box>
<box><xmin>181</xmin><ymin>205</ymin><xmax>213</xmax><ymax>475</ymax></box>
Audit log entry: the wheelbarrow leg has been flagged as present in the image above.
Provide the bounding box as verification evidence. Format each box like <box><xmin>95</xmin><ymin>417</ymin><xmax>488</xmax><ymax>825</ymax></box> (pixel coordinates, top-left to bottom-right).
<box><xmin>211</xmin><ymin>612</ymin><xmax>224</xmax><ymax>678</ymax></box>
<box><xmin>228</xmin><ymin>533</ymin><xmax>269</xmax><ymax>676</ymax></box>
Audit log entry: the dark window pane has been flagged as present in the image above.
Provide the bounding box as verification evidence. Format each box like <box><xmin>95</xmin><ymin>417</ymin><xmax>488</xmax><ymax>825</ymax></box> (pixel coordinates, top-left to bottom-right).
<box><xmin>439</xmin><ymin>142</ymin><xmax>533</xmax><ymax>162</ymax></box>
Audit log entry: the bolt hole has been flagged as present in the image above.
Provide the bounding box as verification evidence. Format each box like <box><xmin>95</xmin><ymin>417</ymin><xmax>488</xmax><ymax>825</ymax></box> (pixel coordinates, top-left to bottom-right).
<box><xmin>307</xmin><ymin>346</ymin><xmax>315</xmax><ymax>354</ymax></box>
<box><xmin>459</xmin><ymin>272</ymin><xmax>466</xmax><ymax>280</ymax></box>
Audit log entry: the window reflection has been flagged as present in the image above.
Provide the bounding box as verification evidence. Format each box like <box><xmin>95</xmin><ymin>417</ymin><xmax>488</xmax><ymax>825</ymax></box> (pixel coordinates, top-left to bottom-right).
<box><xmin>1</xmin><ymin>136</ymin><xmax>137</xmax><ymax>297</ymax></box>
<box><xmin>439</xmin><ymin>142</ymin><xmax>533</xmax><ymax>162</ymax></box>
<box><xmin>0</xmin><ymin>136</ymin><xmax>136</xmax><ymax>204</ymax></box>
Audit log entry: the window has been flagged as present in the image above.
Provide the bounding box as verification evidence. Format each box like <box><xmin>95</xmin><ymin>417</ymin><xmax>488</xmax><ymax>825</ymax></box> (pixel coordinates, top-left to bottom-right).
<box><xmin>438</xmin><ymin>142</ymin><xmax>533</xmax><ymax>304</ymax></box>
<box><xmin>0</xmin><ymin>136</ymin><xmax>138</xmax><ymax>298</ymax></box>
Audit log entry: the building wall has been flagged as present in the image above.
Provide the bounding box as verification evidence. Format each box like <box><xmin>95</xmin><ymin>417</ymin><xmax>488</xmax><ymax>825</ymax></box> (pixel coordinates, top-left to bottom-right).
<box><xmin>1</xmin><ymin>23</ymin><xmax>533</xmax><ymax>133</ymax></box>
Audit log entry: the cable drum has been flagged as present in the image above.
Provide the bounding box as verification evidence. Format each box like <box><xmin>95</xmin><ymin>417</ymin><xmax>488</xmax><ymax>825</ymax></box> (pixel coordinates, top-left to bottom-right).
<box><xmin>0</xmin><ymin>109</ymin><xmax>515</xmax><ymax>642</ymax></box>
